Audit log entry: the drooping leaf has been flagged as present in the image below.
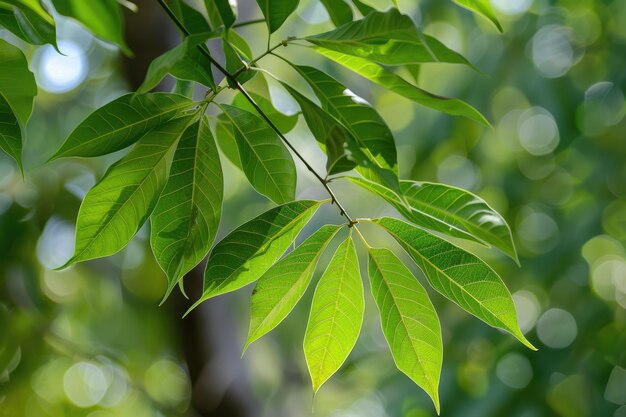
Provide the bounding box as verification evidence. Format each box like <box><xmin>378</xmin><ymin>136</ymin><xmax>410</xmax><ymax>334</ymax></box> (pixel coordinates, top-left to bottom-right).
<box><xmin>350</xmin><ymin>177</ymin><xmax>518</xmax><ymax>262</ymax></box>
<box><xmin>452</xmin><ymin>0</ymin><xmax>502</xmax><ymax>32</ymax></box>
<box><xmin>219</xmin><ymin>103</ymin><xmax>296</xmax><ymax>204</ymax></box>
<box><xmin>320</xmin><ymin>0</ymin><xmax>352</xmax><ymax>26</ymax></box>
<box><xmin>368</xmin><ymin>247</ymin><xmax>442</xmax><ymax>413</ymax></box>
<box><xmin>0</xmin><ymin>93</ymin><xmax>22</xmax><ymax>168</ymax></box>
<box><xmin>304</xmin><ymin>233</ymin><xmax>364</xmax><ymax>393</ymax></box>
<box><xmin>245</xmin><ymin>224</ymin><xmax>342</xmax><ymax>350</ymax></box>
<box><xmin>138</xmin><ymin>32</ymin><xmax>217</xmax><ymax>93</ymax></box>
<box><xmin>0</xmin><ymin>39</ymin><xmax>37</xmax><ymax>126</ymax></box>
<box><xmin>150</xmin><ymin>116</ymin><xmax>223</xmax><ymax>298</ymax></box>
<box><xmin>204</xmin><ymin>0</ymin><xmax>236</xmax><ymax>29</ymax></box>
<box><xmin>255</xmin><ymin>0</ymin><xmax>299</xmax><ymax>33</ymax></box>
<box><xmin>312</xmin><ymin>47</ymin><xmax>489</xmax><ymax>126</ymax></box>
<box><xmin>231</xmin><ymin>90</ymin><xmax>298</xmax><ymax>134</ymax></box>
<box><xmin>223</xmin><ymin>28</ymin><xmax>255</xmax><ymax>85</ymax></box>
<box><xmin>50</xmin><ymin>0</ymin><xmax>130</xmax><ymax>54</ymax></box>
<box><xmin>63</xmin><ymin>115</ymin><xmax>195</xmax><ymax>267</ymax></box>
<box><xmin>372</xmin><ymin>217</ymin><xmax>535</xmax><ymax>350</ymax></box>
<box><xmin>165</xmin><ymin>0</ymin><xmax>212</xmax><ymax>34</ymax></box>
<box><xmin>191</xmin><ymin>200</ymin><xmax>325</xmax><ymax>307</ymax></box>
<box><xmin>2</xmin><ymin>0</ymin><xmax>56</xmax><ymax>47</ymax></box>
<box><xmin>50</xmin><ymin>93</ymin><xmax>195</xmax><ymax>159</ymax></box>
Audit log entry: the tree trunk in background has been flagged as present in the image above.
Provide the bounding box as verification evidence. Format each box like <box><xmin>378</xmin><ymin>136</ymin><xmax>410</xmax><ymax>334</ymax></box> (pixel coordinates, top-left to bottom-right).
<box><xmin>121</xmin><ymin>2</ymin><xmax>258</xmax><ymax>416</ymax></box>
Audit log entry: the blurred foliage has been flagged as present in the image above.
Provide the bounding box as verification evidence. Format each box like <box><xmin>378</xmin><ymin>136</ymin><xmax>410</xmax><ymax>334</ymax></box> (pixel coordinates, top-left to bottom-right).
<box><xmin>1</xmin><ymin>0</ymin><xmax>626</xmax><ymax>416</ymax></box>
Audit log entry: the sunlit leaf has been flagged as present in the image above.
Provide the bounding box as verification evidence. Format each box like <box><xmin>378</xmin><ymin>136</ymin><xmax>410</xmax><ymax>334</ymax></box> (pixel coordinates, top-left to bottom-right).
<box><xmin>350</xmin><ymin>177</ymin><xmax>518</xmax><ymax>262</ymax></box>
<box><xmin>256</xmin><ymin>0</ymin><xmax>299</xmax><ymax>33</ymax></box>
<box><xmin>245</xmin><ymin>224</ymin><xmax>342</xmax><ymax>350</ymax></box>
<box><xmin>452</xmin><ymin>0</ymin><xmax>502</xmax><ymax>32</ymax></box>
<box><xmin>51</xmin><ymin>0</ymin><xmax>130</xmax><ymax>54</ymax></box>
<box><xmin>138</xmin><ymin>32</ymin><xmax>217</xmax><ymax>93</ymax></box>
<box><xmin>0</xmin><ymin>39</ymin><xmax>37</xmax><ymax>126</ymax></box>
<box><xmin>312</xmin><ymin>47</ymin><xmax>489</xmax><ymax>126</ymax></box>
<box><xmin>368</xmin><ymin>247</ymin><xmax>442</xmax><ymax>413</ymax></box>
<box><xmin>150</xmin><ymin>116</ymin><xmax>223</xmax><ymax>299</ymax></box>
<box><xmin>304</xmin><ymin>233</ymin><xmax>364</xmax><ymax>393</ymax></box>
<box><xmin>231</xmin><ymin>89</ymin><xmax>298</xmax><ymax>134</ymax></box>
<box><xmin>63</xmin><ymin>115</ymin><xmax>195</xmax><ymax>267</ymax></box>
<box><xmin>51</xmin><ymin>93</ymin><xmax>195</xmax><ymax>159</ymax></box>
<box><xmin>192</xmin><ymin>200</ymin><xmax>325</xmax><ymax>306</ymax></box>
<box><xmin>204</xmin><ymin>0</ymin><xmax>236</xmax><ymax>29</ymax></box>
<box><xmin>320</xmin><ymin>0</ymin><xmax>352</xmax><ymax>26</ymax></box>
<box><xmin>0</xmin><ymin>93</ymin><xmax>22</xmax><ymax>169</ymax></box>
<box><xmin>372</xmin><ymin>217</ymin><xmax>535</xmax><ymax>350</ymax></box>
<box><xmin>219</xmin><ymin>103</ymin><xmax>296</xmax><ymax>204</ymax></box>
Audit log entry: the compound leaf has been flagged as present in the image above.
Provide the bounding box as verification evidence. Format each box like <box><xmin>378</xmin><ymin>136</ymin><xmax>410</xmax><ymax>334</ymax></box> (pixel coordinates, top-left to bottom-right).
<box><xmin>304</xmin><ymin>233</ymin><xmax>364</xmax><ymax>393</ymax></box>
<box><xmin>256</xmin><ymin>0</ymin><xmax>299</xmax><ymax>33</ymax></box>
<box><xmin>372</xmin><ymin>217</ymin><xmax>535</xmax><ymax>350</ymax></box>
<box><xmin>245</xmin><ymin>224</ymin><xmax>342</xmax><ymax>350</ymax></box>
<box><xmin>368</xmin><ymin>247</ymin><xmax>442</xmax><ymax>413</ymax></box>
<box><xmin>151</xmin><ymin>116</ymin><xmax>223</xmax><ymax>299</ymax></box>
<box><xmin>51</xmin><ymin>93</ymin><xmax>195</xmax><ymax>159</ymax></box>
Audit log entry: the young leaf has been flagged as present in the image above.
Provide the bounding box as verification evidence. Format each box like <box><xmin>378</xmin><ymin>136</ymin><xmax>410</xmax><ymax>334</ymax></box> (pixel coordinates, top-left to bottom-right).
<box><xmin>166</xmin><ymin>0</ymin><xmax>212</xmax><ymax>34</ymax></box>
<box><xmin>193</xmin><ymin>200</ymin><xmax>325</xmax><ymax>306</ymax></box>
<box><xmin>150</xmin><ymin>116</ymin><xmax>223</xmax><ymax>299</ymax></box>
<box><xmin>311</xmin><ymin>48</ymin><xmax>490</xmax><ymax>126</ymax></box>
<box><xmin>256</xmin><ymin>0</ymin><xmax>299</xmax><ymax>33</ymax></box>
<box><xmin>204</xmin><ymin>0</ymin><xmax>236</xmax><ymax>29</ymax></box>
<box><xmin>0</xmin><ymin>93</ymin><xmax>22</xmax><ymax>169</ymax></box>
<box><xmin>50</xmin><ymin>0</ymin><xmax>131</xmax><ymax>55</ymax></box>
<box><xmin>245</xmin><ymin>224</ymin><xmax>342</xmax><ymax>350</ymax></box>
<box><xmin>50</xmin><ymin>93</ymin><xmax>195</xmax><ymax>160</ymax></box>
<box><xmin>0</xmin><ymin>39</ymin><xmax>37</xmax><ymax>126</ymax></box>
<box><xmin>452</xmin><ymin>0</ymin><xmax>503</xmax><ymax>32</ymax></box>
<box><xmin>219</xmin><ymin>104</ymin><xmax>296</xmax><ymax>204</ymax></box>
<box><xmin>63</xmin><ymin>115</ymin><xmax>195</xmax><ymax>267</ymax></box>
<box><xmin>368</xmin><ymin>247</ymin><xmax>442</xmax><ymax>413</ymax></box>
<box><xmin>320</xmin><ymin>0</ymin><xmax>353</xmax><ymax>26</ymax></box>
<box><xmin>138</xmin><ymin>32</ymin><xmax>217</xmax><ymax>93</ymax></box>
<box><xmin>304</xmin><ymin>233</ymin><xmax>364</xmax><ymax>393</ymax></box>
<box><xmin>350</xmin><ymin>178</ymin><xmax>518</xmax><ymax>262</ymax></box>
<box><xmin>372</xmin><ymin>217</ymin><xmax>535</xmax><ymax>350</ymax></box>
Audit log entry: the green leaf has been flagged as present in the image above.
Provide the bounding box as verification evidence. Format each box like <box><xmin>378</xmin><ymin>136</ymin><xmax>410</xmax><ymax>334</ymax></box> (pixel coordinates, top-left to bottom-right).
<box><xmin>367</xmin><ymin>247</ymin><xmax>441</xmax><ymax>413</ymax></box>
<box><xmin>231</xmin><ymin>90</ymin><xmax>298</xmax><ymax>134</ymax></box>
<box><xmin>452</xmin><ymin>0</ymin><xmax>503</xmax><ymax>32</ymax></box>
<box><xmin>50</xmin><ymin>0</ymin><xmax>130</xmax><ymax>54</ymax></box>
<box><xmin>138</xmin><ymin>32</ymin><xmax>217</xmax><ymax>93</ymax></box>
<box><xmin>245</xmin><ymin>224</ymin><xmax>342</xmax><ymax>350</ymax></box>
<box><xmin>222</xmin><ymin>28</ymin><xmax>255</xmax><ymax>85</ymax></box>
<box><xmin>372</xmin><ymin>217</ymin><xmax>535</xmax><ymax>350</ymax></box>
<box><xmin>204</xmin><ymin>0</ymin><xmax>236</xmax><ymax>29</ymax></box>
<box><xmin>219</xmin><ymin>103</ymin><xmax>296</xmax><ymax>204</ymax></box>
<box><xmin>191</xmin><ymin>200</ymin><xmax>325</xmax><ymax>307</ymax></box>
<box><xmin>304</xmin><ymin>233</ymin><xmax>364</xmax><ymax>393</ymax></box>
<box><xmin>0</xmin><ymin>92</ymin><xmax>22</xmax><ymax>169</ymax></box>
<box><xmin>351</xmin><ymin>0</ymin><xmax>374</xmax><ymax>16</ymax></box>
<box><xmin>0</xmin><ymin>7</ymin><xmax>42</xmax><ymax>45</ymax></box>
<box><xmin>320</xmin><ymin>0</ymin><xmax>353</xmax><ymax>26</ymax></box>
<box><xmin>2</xmin><ymin>0</ymin><xmax>56</xmax><ymax>47</ymax></box>
<box><xmin>214</xmin><ymin>113</ymin><xmax>241</xmax><ymax>168</ymax></box>
<box><xmin>0</xmin><ymin>39</ymin><xmax>37</xmax><ymax>126</ymax></box>
<box><xmin>312</xmin><ymin>47</ymin><xmax>490</xmax><ymax>126</ymax></box>
<box><xmin>165</xmin><ymin>0</ymin><xmax>212</xmax><ymax>34</ymax></box>
<box><xmin>150</xmin><ymin>116</ymin><xmax>223</xmax><ymax>299</ymax></box>
<box><xmin>256</xmin><ymin>0</ymin><xmax>299</xmax><ymax>33</ymax></box>
<box><xmin>64</xmin><ymin>115</ymin><xmax>195</xmax><ymax>267</ymax></box>
<box><xmin>51</xmin><ymin>93</ymin><xmax>195</xmax><ymax>159</ymax></box>
<box><xmin>350</xmin><ymin>178</ymin><xmax>518</xmax><ymax>262</ymax></box>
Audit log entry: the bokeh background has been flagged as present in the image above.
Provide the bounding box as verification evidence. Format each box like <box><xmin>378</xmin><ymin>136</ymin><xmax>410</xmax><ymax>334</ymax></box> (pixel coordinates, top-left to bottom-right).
<box><xmin>1</xmin><ymin>0</ymin><xmax>625</xmax><ymax>416</ymax></box>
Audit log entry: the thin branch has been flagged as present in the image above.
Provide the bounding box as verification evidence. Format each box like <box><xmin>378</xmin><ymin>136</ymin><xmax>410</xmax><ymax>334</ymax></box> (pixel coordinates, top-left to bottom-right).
<box><xmin>156</xmin><ymin>0</ymin><xmax>356</xmax><ymax>226</ymax></box>
<box><xmin>232</xmin><ymin>18</ymin><xmax>265</xmax><ymax>28</ymax></box>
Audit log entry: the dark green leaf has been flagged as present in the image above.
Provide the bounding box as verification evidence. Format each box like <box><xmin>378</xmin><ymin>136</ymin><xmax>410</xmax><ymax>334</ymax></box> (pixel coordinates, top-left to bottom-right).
<box><xmin>51</xmin><ymin>93</ymin><xmax>195</xmax><ymax>159</ymax></box>
<box><xmin>368</xmin><ymin>247</ymin><xmax>442</xmax><ymax>413</ymax></box>
<box><xmin>222</xmin><ymin>29</ymin><xmax>255</xmax><ymax>85</ymax></box>
<box><xmin>165</xmin><ymin>0</ymin><xmax>212</xmax><ymax>34</ymax></box>
<box><xmin>51</xmin><ymin>0</ymin><xmax>130</xmax><ymax>54</ymax></box>
<box><xmin>0</xmin><ymin>7</ymin><xmax>42</xmax><ymax>45</ymax></box>
<box><xmin>138</xmin><ymin>32</ymin><xmax>217</xmax><ymax>93</ymax></box>
<box><xmin>0</xmin><ymin>93</ymin><xmax>22</xmax><ymax>169</ymax></box>
<box><xmin>452</xmin><ymin>0</ymin><xmax>503</xmax><ymax>32</ymax></box>
<box><xmin>204</xmin><ymin>0</ymin><xmax>236</xmax><ymax>29</ymax></box>
<box><xmin>245</xmin><ymin>224</ymin><xmax>342</xmax><ymax>350</ymax></box>
<box><xmin>2</xmin><ymin>0</ymin><xmax>56</xmax><ymax>47</ymax></box>
<box><xmin>350</xmin><ymin>178</ymin><xmax>518</xmax><ymax>262</ymax></box>
<box><xmin>151</xmin><ymin>116</ymin><xmax>223</xmax><ymax>298</ymax></box>
<box><xmin>256</xmin><ymin>0</ymin><xmax>299</xmax><ymax>33</ymax></box>
<box><xmin>0</xmin><ymin>39</ymin><xmax>37</xmax><ymax>125</ymax></box>
<box><xmin>320</xmin><ymin>0</ymin><xmax>353</xmax><ymax>26</ymax></box>
<box><xmin>63</xmin><ymin>115</ymin><xmax>195</xmax><ymax>267</ymax></box>
<box><xmin>219</xmin><ymin>103</ymin><xmax>296</xmax><ymax>204</ymax></box>
<box><xmin>372</xmin><ymin>217</ymin><xmax>535</xmax><ymax>350</ymax></box>
<box><xmin>351</xmin><ymin>0</ymin><xmax>374</xmax><ymax>16</ymax></box>
<box><xmin>312</xmin><ymin>47</ymin><xmax>490</xmax><ymax>126</ymax></box>
<box><xmin>192</xmin><ymin>200</ymin><xmax>325</xmax><ymax>306</ymax></box>
<box><xmin>304</xmin><ymin>233</ymin><xmax>363</xmax><ymax>393</ymax></box>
